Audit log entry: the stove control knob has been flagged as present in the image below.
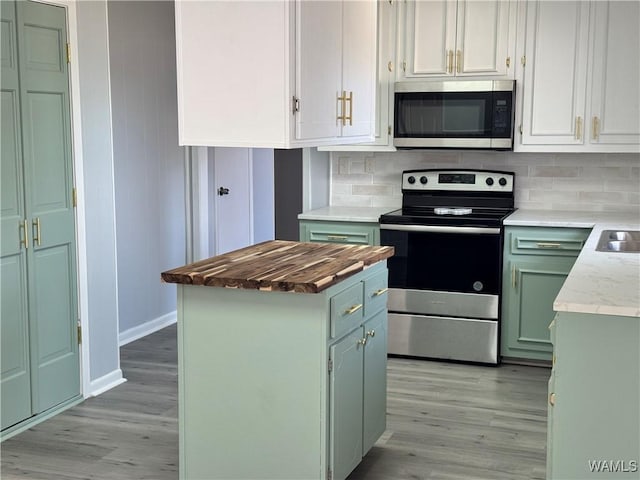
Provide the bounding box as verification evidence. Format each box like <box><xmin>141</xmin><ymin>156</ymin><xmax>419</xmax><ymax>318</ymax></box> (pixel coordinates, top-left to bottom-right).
<box><xmin>420</xmin><ymin>176</ymin><xmax>428</xmax><ymax>185</ymax></box>
<box><xmin>499</xmin><ymin>177</ymin><xmax>508</xmax><ymax>186</ymax></box>
<box><xmin>485</xmin><ymin>177</ymin><xmax>494</xmax><ymax>186</ymax></box>
<box><xmin>407</xmin><ymin>175</ymin><xmax>416</xmax><ymax>184</ymax></box>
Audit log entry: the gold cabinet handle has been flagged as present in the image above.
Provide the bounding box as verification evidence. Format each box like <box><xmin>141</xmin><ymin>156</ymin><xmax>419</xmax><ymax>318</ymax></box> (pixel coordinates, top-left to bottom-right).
<box><xmin>511</xmin><ymin>265</ymin><xmax>517</xmax><ymax>289</ymax></box>
<box><xmin>387</xmin><ymin>61</ymin><xmax>393</xmax><ymax>72</ymax></box>
<box><xmin>592</xmin><ymin>116</ymin><xmax>600</xmax><ymax>140</ymax></box>
<box><xmin>549</xmin><ymin>392</ymin><xmax>556</xmax><ymax>406</ymax></box>
<box><xmin>575</xmin><ymin>116</ymin><xmax>582</xmax><ymax>140</ymax></box>
<box><xmin>357</xmin><ymin>337</ymin><xmax>367</xmax><ymax>347</ymax></box>
<box><xmin>366</xmin><ymin>329</ymin><xmax>376</xmax><ymax>338</ymax></box>
<box><xmin>372</xmin><ymin>287</ymin><xmax>388</xmax><ymax>297</ymax></box>
<box><xmin>32</xmin><ymin>217</ymin><xmax>41</xmax><ymax>246</ymax></box>
<box><xmin>345</xmin><ymin>91</ymin><xmax>353</xmax><ymax>126</ymax></box>
<box><xmin>20</xmin><ymin>219</ymin><xmax>29</xmax><ymax>249</ymax></box>
<box><xmin>447</xmin><ymin>50</ymin><xmax>453</xmax><ymax>74</ymax></box>
<box><xmin>337</xmin><ymin>91</ymin><xmax>346</xmax><ymax>126</ymax></box>
<box><xmin>456</xmin><ymin>50</ymin><xmax>462</xmax><ymax>73</ymax></box>
<box><xmin>536</xmin><ymin>242</ymin><xmax>562</xmax><ymax>249</ymax></box>
<box><xmin>344</xmin><ymin>303</ymin><xmax>363</xmax><ymax>315</ymax></box>
<box><xmin>326</xmin><ymin>235</ymin><xmax>349</xmax><ymax>241</ymax></box>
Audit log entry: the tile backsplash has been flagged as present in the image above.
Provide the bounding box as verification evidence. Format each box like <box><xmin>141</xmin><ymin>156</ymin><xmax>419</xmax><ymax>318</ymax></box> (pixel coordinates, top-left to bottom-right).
<box><xmin>331</xmin><ymin>151</ymin><xmax>640</xmax><ymax>213</ymax></box>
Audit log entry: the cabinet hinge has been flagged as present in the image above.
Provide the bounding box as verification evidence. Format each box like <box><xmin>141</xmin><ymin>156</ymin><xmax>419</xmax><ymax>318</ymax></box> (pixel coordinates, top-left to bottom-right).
<box><xmin>520</xmin><ymin>55</ymin><xmax>526</xmax><ymax>67</ymax></box>
<box><xmin>327</xmin><ymin>468</ymin><xmax>333</xmax><ymax>480</ymax></box>
<box><xmin>328</xmin><ymin>358</ymin><xmax>333</xmax><ymax>374</ymax></box>
<box><xmin>506</xmin><ymin>56</ymin><xmax>511</xmax><ymax>68</ymax></box>
<box><xmin>77</xmin><ymin>323</ymin><xmax>82</xmax><ymax>344</ymax></box>
<box><xmin>292</xmin><ymin>96</ymin><xmax>300</xmax><ymax>115</ymax></box>
<box><xmin>72</xmin><ymin>187</ymin><xmax>77</xmax><ymax>208</ymax></box>
<box><xmin>66</xmin><ymin>43</ymin><xmax>71</xmax><ymax>64</ymax></box>
<box><xmin>388</xmin><ymin>125</ymin><xmax>392</xmax><ymax>135</ymax></box>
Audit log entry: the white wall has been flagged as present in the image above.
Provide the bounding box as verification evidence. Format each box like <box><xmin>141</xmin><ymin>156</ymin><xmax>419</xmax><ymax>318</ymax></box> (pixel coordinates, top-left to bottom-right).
<box><xmin>330</xmin><ymin>151</ymin><xmax>640</xmax><ymax>213</ymax></box>
<box><xmin>252</xmin><ymin>149</ymin><xmax>275</xmax><ymax>243</ymax></box>
<box><xmin>75</xmin><ymin>0</ymin><xmax>121</xmax><ymax>387</ymax></box>
<box><xmin>107</xmin><ymin>0</ymin><xmax>186</xmax><ymax>342</ymax></box>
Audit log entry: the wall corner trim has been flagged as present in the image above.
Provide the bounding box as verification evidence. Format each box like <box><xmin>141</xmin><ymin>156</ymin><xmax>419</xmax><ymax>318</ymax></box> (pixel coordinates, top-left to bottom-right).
<box><xmin>118</xmin><ymin>311</ymin><xmax>178</xmax><ymax>347</ymax></box>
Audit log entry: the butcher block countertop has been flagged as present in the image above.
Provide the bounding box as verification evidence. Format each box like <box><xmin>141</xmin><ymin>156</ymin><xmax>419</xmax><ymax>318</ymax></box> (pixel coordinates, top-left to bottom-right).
<box><xmin>161</xmin><ymin>240</ymin><xmax>394</xmax><ymax>293</ymax></box>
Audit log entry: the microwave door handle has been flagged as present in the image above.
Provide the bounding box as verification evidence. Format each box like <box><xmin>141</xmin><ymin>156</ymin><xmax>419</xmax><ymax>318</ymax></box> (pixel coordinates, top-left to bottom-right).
<box><xmin>380</xmin><ymin>224</ymin><xmax>500</xmax><ymax>235</ymax></box>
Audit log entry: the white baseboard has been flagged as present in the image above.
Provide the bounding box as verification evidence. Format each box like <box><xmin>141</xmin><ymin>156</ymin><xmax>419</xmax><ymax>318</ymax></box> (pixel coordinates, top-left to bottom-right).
<box><xmin>87</xmin><ymin>369</ymin><xmax>127</xmax><ymax>397</ymax></box>
<box><xmin>118</xmin><ymin>311</ymin><xmax>177</xmax><ymax>346</ymax></box>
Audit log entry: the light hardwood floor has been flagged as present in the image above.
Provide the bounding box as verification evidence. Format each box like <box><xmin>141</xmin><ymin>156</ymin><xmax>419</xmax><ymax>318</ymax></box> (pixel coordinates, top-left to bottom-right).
<box><xmin>1</xmin><ymin>325</ymin><xmax>548</xmax><ymax>479</ymax></box>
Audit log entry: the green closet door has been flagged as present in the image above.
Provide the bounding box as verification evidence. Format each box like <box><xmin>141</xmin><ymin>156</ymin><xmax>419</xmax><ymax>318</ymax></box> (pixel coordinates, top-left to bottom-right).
<box><xmin>17</xmin><ymin>0</ymin><xmax>79</xmax><ymax>414</ymax></box>
<box><xmin>1</xmin><ymin>0</ymin><xmax>32</xmax><ymax>430</ymax></box>
<box><xmin>0</xmin><ymin>0</ymin><xmax>79</xmax><ymax>431</ymax></box>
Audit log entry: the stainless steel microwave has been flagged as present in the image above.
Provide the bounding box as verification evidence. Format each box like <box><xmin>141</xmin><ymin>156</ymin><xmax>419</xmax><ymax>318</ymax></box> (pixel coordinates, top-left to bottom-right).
<box><xmin>393</xmin><ymin>80</ymin><xmax>516</xmax><ymax>150</ymax></box>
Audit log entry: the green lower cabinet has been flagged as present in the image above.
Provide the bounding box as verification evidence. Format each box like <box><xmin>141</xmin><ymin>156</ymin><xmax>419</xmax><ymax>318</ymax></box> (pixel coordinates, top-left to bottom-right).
<box><xmin>330</xmin><ymin>309</ymin><xmax>387</xmax><ymax>480</ymax></box>
<box><xmin>299</xmin><ymin>220</ymin><xmax>380</xmax><ymax>245</ymax></box>
<box><xmin>548</xmin><ymin>312</ymin><xmax>639</xmax><ymax>479</ymax></box>
<box><xmin>501</xmin><ymin>227</ymin><xmax>591</xmax><ymax>362</ymax></box>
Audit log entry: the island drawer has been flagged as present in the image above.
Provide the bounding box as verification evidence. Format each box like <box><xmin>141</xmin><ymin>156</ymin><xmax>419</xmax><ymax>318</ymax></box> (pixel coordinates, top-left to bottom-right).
<box><xmin>330</xmin><ymin>282</ymin><xmax>364</xmax><ymax>339</ymax></box>
<box><xmin>363</xmin><ymin>270</ymin><xmax>388</xmax><ymax>317</ymax></box>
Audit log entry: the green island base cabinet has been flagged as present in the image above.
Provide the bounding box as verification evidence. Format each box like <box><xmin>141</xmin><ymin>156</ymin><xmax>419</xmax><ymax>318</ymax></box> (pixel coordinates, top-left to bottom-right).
<box><xmin>547</xmin><ymin>312</ymin><xmax>639</xmax><ymax>479</ymax></box>
<box><xmin>299</xmin><ymin>219</ymin><xmax>380</xmax><ymax>246</ymax></box>
<box><xmin>500</xmin><ymin>226</ymin><xmax>591</xmax><ymax>362</ymax></box>
<box><xmin>171</xmin><ymin>254</ymin><xmax>389</xmax><ymax>480</ymax></box>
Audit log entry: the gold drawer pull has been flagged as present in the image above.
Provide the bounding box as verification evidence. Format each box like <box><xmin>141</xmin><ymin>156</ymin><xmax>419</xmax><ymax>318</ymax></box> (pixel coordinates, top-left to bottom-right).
<box><xmin>372</xmin><ymin>287</ymin><xmax>388</xmax><ymax>297</ymax></box>
<box><xmin>357</xmin><ymin>337</ymin><xmax>367</xmax><ymax>347</ymax></box>
<box><xmin>327</xmin><ymin>235</ymin><xmax>349</xmax><ymax>241</ymax></box>
<box><xmin>536</xmin><ymin>242</ymin><xmax>562</xmax><ymax>248</ymax></box>
<box><xmin>549</xmin><ymin>392</ymin><xmax>556</xmax><ymax>406</ymax></box>
<box><xmin>456</xmin><ymin>49</ymin><xmax>462</xmax><ymax>73</ymax></box>
<box><xmin>344</xmin><ymin>304</ymin><xmax>363</xmax><ymax>315</ymax></box>
<box><xmin>366</xmin><ymin>329</ymin><xmax>376</xmax><ymax>338</ymax></box>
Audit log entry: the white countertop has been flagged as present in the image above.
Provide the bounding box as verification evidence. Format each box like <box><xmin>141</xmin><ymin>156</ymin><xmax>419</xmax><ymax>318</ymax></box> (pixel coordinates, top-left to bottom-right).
<box><xmin>298</xmin><ymin>206</ymin><xmax>397</xmax><ymax>223</ymax></box>
<box><xmin>506</xmin><ymin>210</ymin><xmax>640</xmax><ymax>318</ymax></box>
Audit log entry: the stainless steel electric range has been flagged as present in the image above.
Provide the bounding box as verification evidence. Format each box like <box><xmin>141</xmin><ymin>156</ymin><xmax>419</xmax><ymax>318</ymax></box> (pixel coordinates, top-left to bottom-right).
<box><xmin>379</xmin><ymin>169</ymin><xmax>516</xmax><ymax>364</ymax></box>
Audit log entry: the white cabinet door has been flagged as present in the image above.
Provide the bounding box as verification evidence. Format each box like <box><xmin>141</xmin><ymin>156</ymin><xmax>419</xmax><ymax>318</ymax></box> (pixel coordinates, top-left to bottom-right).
<box><xmin>401</xmin><ymin>0</ymin><xmax>514</xmax><ymax>79</ymax></box>
<box><xmin>455</xmin><ymin>0</ymin><xmax>513</xmax><ymax>77</ymax></box>
<box><xmin>295</xmin><ymin>1</ymin><xmax>341</xmax><ymax>141</ymax></box>
<box><xmin>520</xmin><ymin>1</ymin><xmax>590</xmax><ymax>146</ymax></box>
<box><xmin>340</xmin><ymin>0</ymin><xmax>377</xmax><ymax>139</ymax></box>
<box><xmin>404</xmin><ymin>0</ymin><xmax>456</xmax><ymax>77</ymax></box>
<box><xmin>588</xmin><ymin>1</ymin><xmax>640</xmax><ymax>146</ymax></box>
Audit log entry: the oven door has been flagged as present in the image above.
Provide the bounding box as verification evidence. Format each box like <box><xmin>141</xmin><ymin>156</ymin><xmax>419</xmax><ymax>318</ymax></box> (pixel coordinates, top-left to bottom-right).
<box><xmin>380</xmin><ymin>224</ymin><xmax>502</xmax><ymax>320</ymax></box>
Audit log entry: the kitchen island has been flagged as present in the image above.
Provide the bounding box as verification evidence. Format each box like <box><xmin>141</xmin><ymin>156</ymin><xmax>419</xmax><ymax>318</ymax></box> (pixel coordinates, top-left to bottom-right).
<box><xmin>162</xmin><ymin>240</ymin><xmax>394</xmax><ymax>480</ymax></box>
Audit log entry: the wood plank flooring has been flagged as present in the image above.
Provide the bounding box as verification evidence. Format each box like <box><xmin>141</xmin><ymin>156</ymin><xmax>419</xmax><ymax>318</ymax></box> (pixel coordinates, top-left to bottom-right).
<box><xmin>1</xmin><ymin>325</ymin><xmax>549</xmax><ymax>479</ymax></box>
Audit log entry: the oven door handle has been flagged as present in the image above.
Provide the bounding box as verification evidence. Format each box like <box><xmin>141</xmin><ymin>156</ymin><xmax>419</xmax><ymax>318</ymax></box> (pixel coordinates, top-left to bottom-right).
<box><xmin>380</xmin><ymin>224</ymin><xmax>500</xmax><ymax>235</ymax></box>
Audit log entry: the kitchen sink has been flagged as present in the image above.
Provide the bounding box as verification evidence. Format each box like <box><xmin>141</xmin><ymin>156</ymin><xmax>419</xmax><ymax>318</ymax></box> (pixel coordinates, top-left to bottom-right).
<box><xmin>596</xmin><ymin>230</ymin><xmax>640</xmax><ymax>252</ymax></box>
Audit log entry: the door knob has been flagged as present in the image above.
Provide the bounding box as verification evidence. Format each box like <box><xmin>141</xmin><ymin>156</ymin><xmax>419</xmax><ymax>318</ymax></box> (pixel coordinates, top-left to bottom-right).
<box><xmin>217</xmin><ymin>187</ymin><xmax>230</xmax><ymax>196</ymax></box>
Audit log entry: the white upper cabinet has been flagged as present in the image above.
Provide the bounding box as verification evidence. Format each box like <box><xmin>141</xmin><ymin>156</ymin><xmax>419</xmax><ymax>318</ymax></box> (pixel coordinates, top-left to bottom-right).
<box><xmin>399</xmin><ymin>0</ymin><xmax>516</xmax><ymax>79</ymax></box>
<box><xmin>319</xmin><ymin>0</ymin><xmax>397</xmax><ymax>151</ymax></box>
<box><xmin>174</xmin><ymin>1</ymin><xmax>376</xmax><ymax>148</ymax></box>
<box><xmin>588</xmin><ymin>1</ymin><xmax>640</xmax><ymax>147</ymax></box>
<box><xmin>518</xmin><ymin>0</ymin><xmax>639</xmax><ymax>152</ymax></box>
